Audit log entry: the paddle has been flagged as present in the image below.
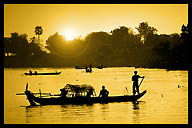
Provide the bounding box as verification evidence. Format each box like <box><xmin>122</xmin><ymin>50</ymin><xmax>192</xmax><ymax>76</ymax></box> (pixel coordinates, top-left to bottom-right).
<box><xmin>134</xmin><ymin>76</ymin><xmax>145</xmax><ymax>95</ymax></box>
<box><xmin>138</xmin><ymin>76</ymin><xmax>145</xmax><ymax>87</ymax></box>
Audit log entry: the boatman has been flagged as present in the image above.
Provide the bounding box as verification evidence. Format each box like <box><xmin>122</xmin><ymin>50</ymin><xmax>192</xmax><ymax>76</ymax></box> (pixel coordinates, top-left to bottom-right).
<box><xmin>29</xmin><ymin>70</ymin><xmax>32</xmax><ymax>75</ymax></box>
<box><xmin>98</xmin><ymin>85</ymin><xmax>109</xmax><ymax>98</ymax></box>
<box><xmin>132</xmin><ymin>71</ymin><xmax>144</xmax><ymax>96</ymax></box>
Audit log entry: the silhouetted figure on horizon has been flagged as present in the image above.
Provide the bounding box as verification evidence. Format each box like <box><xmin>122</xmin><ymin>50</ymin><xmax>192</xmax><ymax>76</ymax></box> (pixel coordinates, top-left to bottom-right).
<box><xmin>85</xmin><ymin>66</ymin><xmax>89</xmax><ymax>72</ymax></box>
<box><xmin>98</xmin><ymin>85</ymin><xmax>109</xmax><ymax>98</ymax></box>
<box><xmin>34</xmin><ymin>71</ymin><xmax>37</xmax><ymax>75</ymax></box>
<box><xmin>85</xmin><ymin>65</ymin><xmax>92</xmax><ymax>73</ymax></box>
<box><xmin>89</xmin><ymin>64</ymin><xmax>92</xmax><ymax>72</ymax></box>
<box><xmin>132</xmin><ymin>71</ymin><xmax>144</xmax><ymax>96</ymax></box>
<box><xmin>29</xmin><ymin>70</ymin><xmax>32</xmax><ymax>75</ymax></box>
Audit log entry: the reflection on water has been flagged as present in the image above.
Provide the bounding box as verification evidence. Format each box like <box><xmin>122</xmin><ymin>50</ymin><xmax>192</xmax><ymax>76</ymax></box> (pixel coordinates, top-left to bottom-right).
<box><xmin>100</xmin><ymin>103</ymin><xmax>110</xmax><ymax>121</ymax></box>
<box><xmin>25</xmin><ymin>103</ymin><xmax>113</xmax><ymax>124</ymax></box>
<box><xmin>132</xmin><ymin>101</ymin><xmax>140</xmax><ymax>110</ymax></box>
<box><xmin>4</xmin><ymin>67</ymin><xmax>188</xmax><ymax>124</ymax></box>
<box><xmin>132</xmin><ymin>101</ymin><xmax>145</xmax><ymax>124</ymax></box>
<box><xmin>25</xmin><ymin>104</ymin><xmax>96</xmax><ymax>124</ymax></box>
<box><xmin>100</xmin><ymin>103</ymin><xmax>109</xmax><ymax>112</ymax></box>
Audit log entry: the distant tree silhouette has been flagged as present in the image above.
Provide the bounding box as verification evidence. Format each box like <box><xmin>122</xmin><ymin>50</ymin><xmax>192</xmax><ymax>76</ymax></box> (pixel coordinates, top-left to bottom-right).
<box><xmin>111</xmin><ymin>26</ymin><xmax>129</xmax><ymax>38</ymax></box>
<box><xmin>4</xmin><ymin>37</ymin><xmax>13</xmax><ymax>56</ymax></box>
<box><xmin>28</xmin><ymin>36</ymin><xmax>45</xmax><ymax>56</ymax></box>
<box><xmin>30</xmin><ymin>37</ymin><xmax>36</xmax><ymax>43</ymax></box>
<box><xmin>45</xmin><ymin>32</ymin><xmax>66</xmax><ymax>55</ymax></box>
<box><xmin>35</xmin><ymin>26</ymin><xmax>43</xmax><ymax>43</ymax></box>
<box><xmin>179</xmin><ymin>24</ymin><xmax>188</xmax><ymax>69</ymax></box>
<box><xmin>95</xmin><ymin>45</ymin><xmax>114</xmax><ymax>66</ymax></box>
<box><xmin>136</xmin><ymin>22</ymin><xmax>157</xmax><ymax>43</ymax></box>
<box><xmin>84</xmin><ymin>32</ymin><xmax>111</xmax><ymax>64</ymax></box>
<box><xmin>109</xmin><ymin>26</ymin><xmax>142</xmax><ymax>66</ymax></box>
<box><xmin>181</xmin><ymin>24</ymin><xmax>188</xmax><ymax>41</ymax></box>
<box><xmin>9</xmin><ymin>33</ymin><xmax>30</xmax><ymax>57</ymax></box>
<box><xmin>4</xmin><ymin>22</ymin><xmax>188</xmax><ymax>69</ymax></box>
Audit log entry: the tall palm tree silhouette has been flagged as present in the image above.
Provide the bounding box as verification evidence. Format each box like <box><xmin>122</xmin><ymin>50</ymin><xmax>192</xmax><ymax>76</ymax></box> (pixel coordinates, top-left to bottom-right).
<box><xmin>35</xmin><ymin>26</ymin><xmax>43</xmax><ymax>43</ymax></box>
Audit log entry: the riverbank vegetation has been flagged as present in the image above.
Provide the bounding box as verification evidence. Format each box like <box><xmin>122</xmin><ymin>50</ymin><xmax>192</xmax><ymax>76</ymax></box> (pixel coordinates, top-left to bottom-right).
<box><xmin>4</xmin><ymin>22</ymin><xmax>189</xmax><ymax>70</ymax></box>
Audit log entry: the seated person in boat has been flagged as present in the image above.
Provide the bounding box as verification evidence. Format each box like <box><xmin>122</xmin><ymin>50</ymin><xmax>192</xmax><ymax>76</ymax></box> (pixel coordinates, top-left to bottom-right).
<box><xmin>60</xmin><ymin>88</ymin><xmax>68</xmax><ymax>98</ymax></box>
<box><xmin>85</xmin><ymin>66</ymin><xmax>89</xmax><ymax>72</ymax></box>
<box><xmin>98</xmin><ymin>85</ymin><xmax>109</xmax><ymax>98</ymax></box>
<box><xmin>85</xmin><ymin>65</ymin><xmax>92</xmax><ymax>72</ymax></box>
<box><xmin>34</xmin><ymin>71</ymin><xmax>37</xmax><ymax>75</ymax></box>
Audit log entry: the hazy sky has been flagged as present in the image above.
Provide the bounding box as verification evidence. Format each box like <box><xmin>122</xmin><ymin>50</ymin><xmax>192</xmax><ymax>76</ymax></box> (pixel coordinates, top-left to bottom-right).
<box><xmin>4</xmin><ymin>4</ymin><xmax>188</xmax><ymax>43</ymax></box>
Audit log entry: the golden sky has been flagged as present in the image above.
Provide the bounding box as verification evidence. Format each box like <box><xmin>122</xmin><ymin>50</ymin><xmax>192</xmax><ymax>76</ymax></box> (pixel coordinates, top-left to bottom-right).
<box><xmin>4</xmin><ymin>4</ymin><xmax>188</xmax><ymax>42</ymax></box>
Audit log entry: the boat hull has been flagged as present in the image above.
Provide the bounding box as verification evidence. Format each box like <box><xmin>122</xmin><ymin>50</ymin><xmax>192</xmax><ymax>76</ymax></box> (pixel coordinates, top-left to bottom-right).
<box><xmin>25</xmin><ymin>90</ymin><xmax>147</xmax><ymax>105</ymax></box>
<box><xmin>24</xmin><ymin>72</ymin><xmax>61</xmax><ymax>75</ymax></box>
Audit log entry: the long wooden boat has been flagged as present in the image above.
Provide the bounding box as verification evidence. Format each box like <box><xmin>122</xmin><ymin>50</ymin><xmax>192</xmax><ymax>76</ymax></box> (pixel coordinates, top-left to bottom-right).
<box><xmin>17</xmin><ymin>83</ymin><xmax>147</xmax><ymax>106</ymax></box>
<box><xmin>24</xmin><ymin>71</ymin><xmax>61</xmax><ymax>75</ymax></box>
<box><xmin>25</xmin><ymin>90</ymin><xmax>146</xmax><ymax>106</ymax></box>
<box><xmin>24</xmin><ymin>89</ymin><xmax>146</xmax><ymax>106</ymax></box>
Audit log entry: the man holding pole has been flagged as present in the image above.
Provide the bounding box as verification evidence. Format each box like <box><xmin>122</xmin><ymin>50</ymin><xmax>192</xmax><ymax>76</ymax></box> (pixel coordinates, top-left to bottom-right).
<box><xmin>132</xmin><ymin>71</ymin><xmax>144</xmax><ymax>96</ymax></box>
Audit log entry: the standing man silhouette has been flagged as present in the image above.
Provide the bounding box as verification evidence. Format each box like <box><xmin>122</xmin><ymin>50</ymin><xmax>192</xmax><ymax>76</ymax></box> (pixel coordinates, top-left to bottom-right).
<box><xmin>132</xmin><ymin>71</ymin><xmax>144</xmax><ymax>96</ymax></box>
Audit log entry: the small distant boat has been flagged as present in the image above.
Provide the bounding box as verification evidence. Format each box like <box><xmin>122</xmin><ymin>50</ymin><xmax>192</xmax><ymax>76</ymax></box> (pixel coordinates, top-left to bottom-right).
<box><xmin>17</xmin><ymin>83</ymin><xmax>147</xmax><ymax>106</ymax></box>
<box><xmin>74</xmin><ymin>66</ymin><xmax>86</xmax><ymax>69</ymax></box>
<box><xmin>96</xmin><ymin>65</ymin><xmax>104</xmax><ymax>69</ymax></box>
<box><xmin>96</xmin><ymin>65</ymin><xmax>106</xmax><ymax>69</ymax></box>
<box><xmin>97</xmin><ymin>66</ymin><xmax>103</xmax><ymax>69</ymax></box>
<box><xmin>24</xmin><ymin>71</ymin><xmax>61</xmax><ymax>75</ymax></box>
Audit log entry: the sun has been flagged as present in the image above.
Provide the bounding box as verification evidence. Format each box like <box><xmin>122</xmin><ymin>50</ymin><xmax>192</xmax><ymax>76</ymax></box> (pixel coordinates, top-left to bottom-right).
<box><xmin>60</xmin><ymin>29</ymin><xmax>75</xmax><ymax>41</ymax></box>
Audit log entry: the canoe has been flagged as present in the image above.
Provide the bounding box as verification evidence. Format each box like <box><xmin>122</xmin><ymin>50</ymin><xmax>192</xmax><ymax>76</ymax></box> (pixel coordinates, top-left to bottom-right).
<box><xmin>74</xmin><ymin>66</ymin><xmax>86</xmax><ymax>69</ymax></box>
<box><xmin>24</xmin><ymin>72</ymin><xmax>61</xmax><ymax>75</ymax></box>
<box><xmin>24</xmin><ymin>89</ymin><xmax>147</xmax><ymax>106</ymax></box>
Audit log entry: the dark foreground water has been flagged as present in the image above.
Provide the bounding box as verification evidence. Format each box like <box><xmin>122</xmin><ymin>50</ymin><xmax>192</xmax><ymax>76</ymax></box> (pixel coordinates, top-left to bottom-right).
<box><xmin>4</xmin><ymin>67</ymin><xmax>188</xmax><ymax>124</ymax></box>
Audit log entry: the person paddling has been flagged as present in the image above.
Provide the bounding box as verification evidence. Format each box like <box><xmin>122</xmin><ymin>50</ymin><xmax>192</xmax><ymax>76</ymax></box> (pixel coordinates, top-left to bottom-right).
<box><xmin>132</xmin><ymin>71</ymin><xmax>144</xmax><ymax>96</ymax></box>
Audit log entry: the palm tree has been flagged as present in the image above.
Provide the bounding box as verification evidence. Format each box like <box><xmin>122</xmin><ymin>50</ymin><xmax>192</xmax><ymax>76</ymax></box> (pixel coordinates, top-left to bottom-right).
<box><xmin>35</xmin><ymin>26</ymin><xmax>43</xmax><ymax>43</ymax></box>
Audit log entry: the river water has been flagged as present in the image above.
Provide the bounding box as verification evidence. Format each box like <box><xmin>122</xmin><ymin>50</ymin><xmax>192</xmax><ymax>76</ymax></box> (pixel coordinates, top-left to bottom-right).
<box><xmin>4</xmin><ymin>67</ymin><xmax>188</xmax><ymax>124</ymax></box>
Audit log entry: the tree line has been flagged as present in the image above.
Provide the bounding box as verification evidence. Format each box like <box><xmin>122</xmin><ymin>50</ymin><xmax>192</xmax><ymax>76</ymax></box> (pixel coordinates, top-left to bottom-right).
<box><xmin>4</xmin><ymin>22</ymin><xmax>189</xmax><ymax>70</ymax></box>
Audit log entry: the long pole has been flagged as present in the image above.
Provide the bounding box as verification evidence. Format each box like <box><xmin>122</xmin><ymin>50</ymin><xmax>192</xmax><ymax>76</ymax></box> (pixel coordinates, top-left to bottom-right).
<box><xmin>138</xmin><ymin>77</ymin><xmax>145</xmax><ymax>87</ymax></box>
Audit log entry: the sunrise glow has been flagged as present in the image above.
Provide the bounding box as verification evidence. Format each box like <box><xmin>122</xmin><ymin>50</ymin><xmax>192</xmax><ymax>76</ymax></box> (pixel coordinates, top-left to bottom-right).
<box><xmin>60</xmin><ymin>29</ymin><xmax>75</xmax><ymax>41</ymax></box>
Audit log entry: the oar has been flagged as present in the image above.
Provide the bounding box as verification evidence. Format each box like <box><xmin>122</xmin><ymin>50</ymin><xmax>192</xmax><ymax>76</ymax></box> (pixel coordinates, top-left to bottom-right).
<box><xmin>134</xmin><ymin>77</ymin><xmax>145</xmax><ymax>94</ymax></box>
<box><xmin>138</xmin><ymin>76</ymin><xmax>145</xmax><ymax>87</ymax></box>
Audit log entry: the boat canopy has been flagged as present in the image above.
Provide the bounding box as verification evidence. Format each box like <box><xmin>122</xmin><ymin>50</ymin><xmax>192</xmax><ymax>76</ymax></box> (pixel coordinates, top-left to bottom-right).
<box><xmin>62</xmin><ymin>84</ymin><xmax>95</xmax><ymax>97</ymax></box>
